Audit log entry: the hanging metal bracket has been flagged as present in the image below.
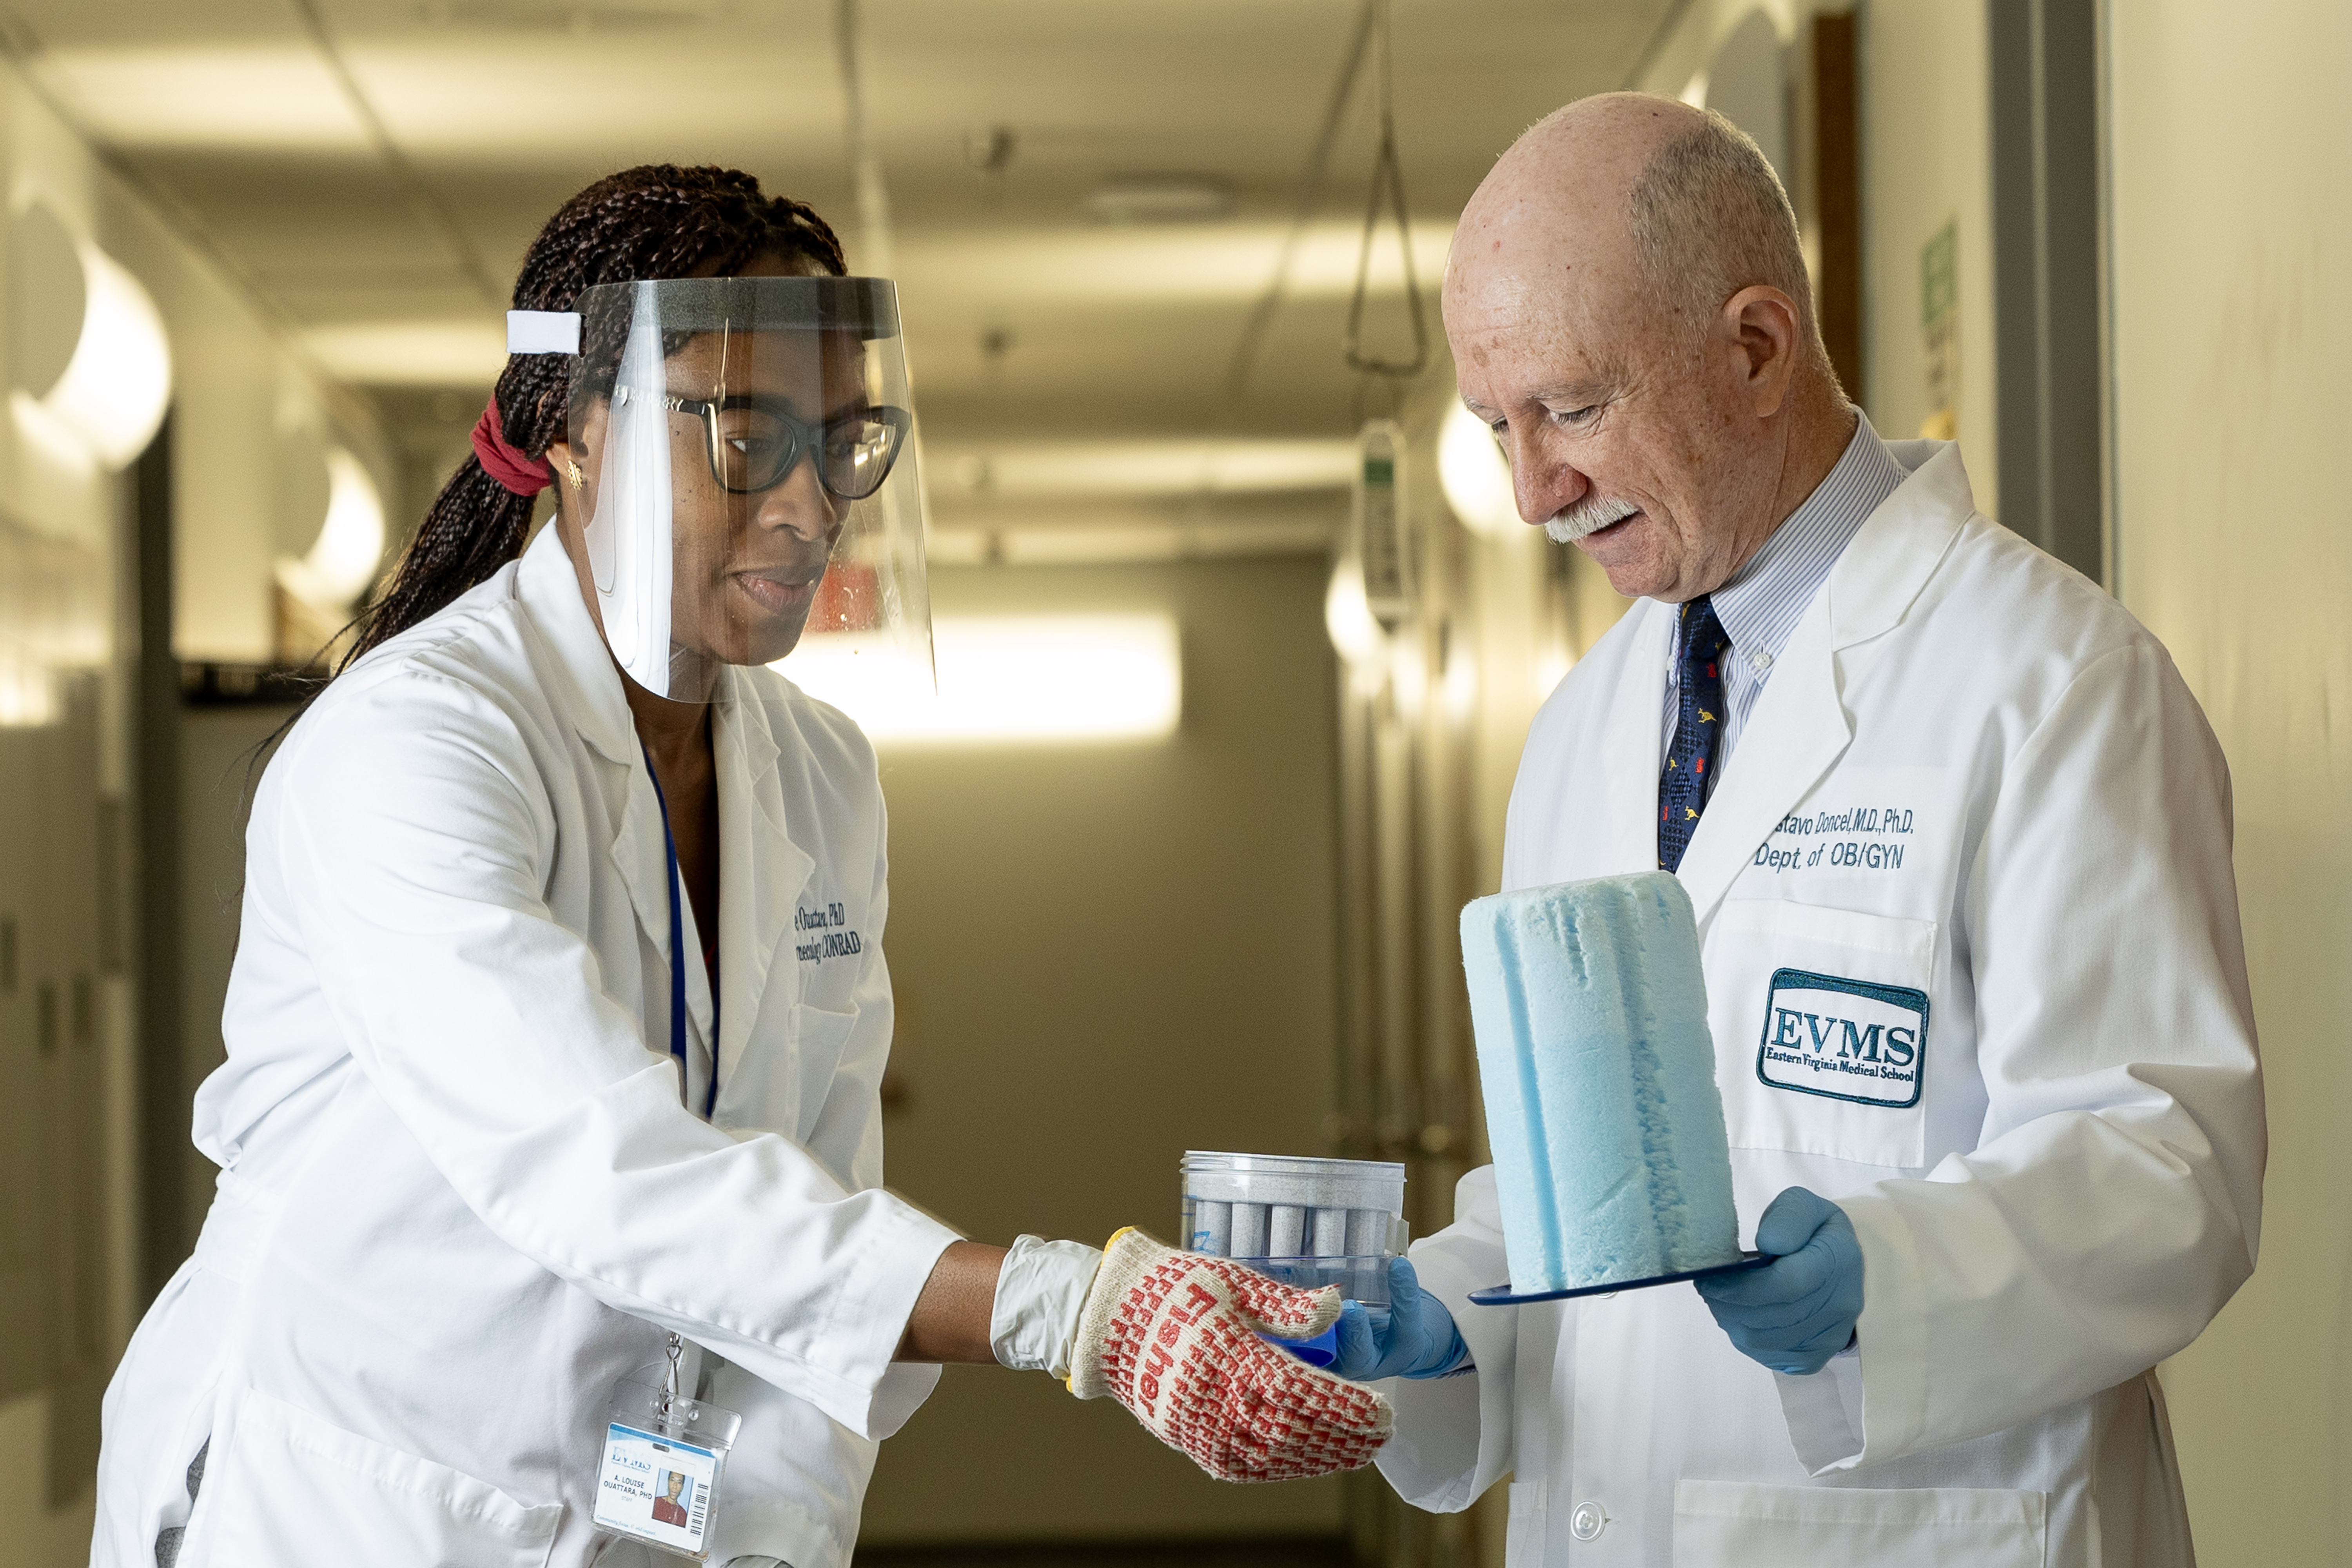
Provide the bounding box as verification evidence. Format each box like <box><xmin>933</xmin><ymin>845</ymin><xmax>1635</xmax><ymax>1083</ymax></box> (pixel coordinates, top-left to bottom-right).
<box><xmin>1343</xmin><ymin>1</ymin><xmax>1428</xmax><ymax>380</ymax></box>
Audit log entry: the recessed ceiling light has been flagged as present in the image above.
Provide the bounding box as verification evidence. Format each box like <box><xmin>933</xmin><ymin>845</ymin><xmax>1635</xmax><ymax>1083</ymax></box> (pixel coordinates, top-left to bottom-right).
<box><xmin>781</xmin><ymin>615</ymin><xmax>1183</xmax><ymax>746</ymax></box>
<box><xmin>1084</xmin><ymin>177</ymin><xmax>1233</xmax><ymax>226</ymax></box>
<box><xmin>415</xmin><ymin>0</ymin><xmax>713</xmax><ymax>32</ymax></box>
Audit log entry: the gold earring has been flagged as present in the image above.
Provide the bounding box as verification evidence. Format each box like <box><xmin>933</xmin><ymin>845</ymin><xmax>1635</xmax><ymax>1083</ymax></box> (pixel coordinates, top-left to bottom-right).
<box><xmin>565</xmin><ymin>458</ymin><xmax>586</xmax><ymax>486</ymax></box>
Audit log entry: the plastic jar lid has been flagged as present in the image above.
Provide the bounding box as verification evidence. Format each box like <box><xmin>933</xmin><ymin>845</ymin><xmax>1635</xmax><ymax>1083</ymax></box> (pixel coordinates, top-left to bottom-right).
<box><xmin>1180</xmin><ymin>1151</ymin><xmax>1406</xmax><ymax>1212</ymax></box>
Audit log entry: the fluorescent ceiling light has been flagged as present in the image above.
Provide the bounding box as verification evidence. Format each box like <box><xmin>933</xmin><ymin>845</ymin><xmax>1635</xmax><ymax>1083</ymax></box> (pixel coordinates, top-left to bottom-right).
<box><xmin>929</xmin><ymin>517</ymin><xmax>1332</xmax><ymax>566</ymax></box>
<box><xmin>37</xmin><ymin>40</ymin><xmax>840</xmax><ymax>162</ymax></box>
<box><xmin>418</xmin><ymin>2</ymin><xmax>718</xmax><ymax>31</ymax></box>
<box><xmin>779</xmin><ymin>614</ymin><xmax>1181</xmax><ymax>746</ymax></box>
<box><xmin>891</xmin><ymin>220</ymin><xmax>1456</xmax><ymax>305</ymax></box>
<box><xmin>33</xmin><ymin>47</ymin><xmax>369</xmax><ymax>151</ymax></box>
<box><xmin>353</xmin><ymin>43</ymin><xmax>849</xmax><ymax>161</ymax></box>
<box><xmin>305</xmin><ymin>322</ymin><xmax>510</xmax><ymax>386</ymax></box>
<box><xmin>1085</xmin><ymin>177</ymin><xmax>1234</xmax><ymax>225</ymax></box>
<box><xmin>934</xmin><ymin>439</ymin><xmax>1356</xmax><ymax>501</ymax></box>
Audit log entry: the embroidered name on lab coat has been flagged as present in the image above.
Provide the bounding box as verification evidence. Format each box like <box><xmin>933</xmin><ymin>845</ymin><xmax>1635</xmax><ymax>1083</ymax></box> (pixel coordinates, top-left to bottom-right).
<box><xmin>1752</xmin><ymin>805</ymin><xmax>1917</xmax><ymax>874</ymax></box>
<box><xmin>1756</xmin><ymin>968</ymin><xmax>1929</xmax><ymax>1108</ymax></box>
<box><xmin>792</xmin><ymin>900</ymin><xmax>863</xmax><ymax>963</ymax></box>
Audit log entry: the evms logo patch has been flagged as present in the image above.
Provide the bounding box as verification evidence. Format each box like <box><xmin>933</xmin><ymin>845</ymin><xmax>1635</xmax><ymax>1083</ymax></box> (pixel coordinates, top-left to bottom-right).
<box><xmin>1756</xmin><ymin>968</ymin><xmax>1928</xmax><ymax>1108</ymax></box>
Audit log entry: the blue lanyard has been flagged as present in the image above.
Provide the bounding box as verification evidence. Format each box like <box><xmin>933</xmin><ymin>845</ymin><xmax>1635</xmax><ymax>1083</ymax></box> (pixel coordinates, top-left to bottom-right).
<box><xmin>641</xmin><ymin>746</ymin><xmax>718</xmax><ymax>1119</ymax></box>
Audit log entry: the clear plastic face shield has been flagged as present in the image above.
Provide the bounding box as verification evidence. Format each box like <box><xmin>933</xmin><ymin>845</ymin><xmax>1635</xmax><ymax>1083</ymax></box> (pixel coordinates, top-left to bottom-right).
<box><xmin>512</xmin><ymin>276</ymin><xmax>932</xmax><ymax>703</ymax></box>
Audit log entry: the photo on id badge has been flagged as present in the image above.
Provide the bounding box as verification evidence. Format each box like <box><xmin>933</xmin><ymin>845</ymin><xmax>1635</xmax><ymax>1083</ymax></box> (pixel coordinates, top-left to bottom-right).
<box><xmin>595</xmin><ymin>1419</ymin><xmax>722</xmax><ymax>1557</ymax></box>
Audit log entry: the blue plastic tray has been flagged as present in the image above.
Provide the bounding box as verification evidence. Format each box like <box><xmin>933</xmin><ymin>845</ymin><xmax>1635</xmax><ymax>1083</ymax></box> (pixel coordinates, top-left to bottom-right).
<box><xmin>1468</xmin><ymin>1250</ymin><xmax>1769</xmax><ymax>1306</ymax></box>
<box><xmin>1260</xmin><ymin>1320</ymin><xmax>1343</xmax><ymax>1367</ymax></box>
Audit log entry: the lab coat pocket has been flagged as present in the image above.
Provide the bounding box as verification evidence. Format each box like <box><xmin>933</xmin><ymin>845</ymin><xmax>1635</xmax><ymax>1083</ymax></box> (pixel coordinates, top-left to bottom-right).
<box><xmin>1707</xmin><ymin>901</ymin><xmax>1937</xmax><ymax>1169</ymax></box>
<box><xmin>1673</xmin><ymin>1480</ymin><xmax>2046</xmax><ymax>1567</ymax></box>
<box><xmin>789</xmin><ymin>1002</ymin><xmax>860</xmax><ymax>1115</ymax></box>
<box><xmin>195</xmin><ymin>1388</ymin><xmax>560</xmax><ymax>1568</ymax></box>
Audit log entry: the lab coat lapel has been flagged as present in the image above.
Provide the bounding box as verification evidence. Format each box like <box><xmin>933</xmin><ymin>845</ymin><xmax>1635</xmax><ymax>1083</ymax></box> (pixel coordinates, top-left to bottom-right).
<box><xmin>515</xmin><ymin>526</ymin><xmax>638</xmax><ymax>768</ymax></box>
<box><xmin>515</xmin><ymin>528</ymin><xmax>677</xmax><ymax>985</ymax></box>
<box><xmin>1673</xmin><ymin>603</ymin><xmax>1849</xmax><ymax>924</ymax></box>
<box><xmin>608</xmin><ymin>764</ymin><xmax>675</xmax><ymax>1005</ymax></box>
<box><xmin>1827</xmin><ymin>440</ymin><xmax>1974</xmax><ymax>650</ymax></box>
<box><xmin>716</xmin><ymin>671</ymin><xmax>815</xmax><ymax>1105</ymax></box>
<box><xmin>1672</xmin><ymin>441</ymin><xmax>1973</xmax><ymax>925</ymax></box>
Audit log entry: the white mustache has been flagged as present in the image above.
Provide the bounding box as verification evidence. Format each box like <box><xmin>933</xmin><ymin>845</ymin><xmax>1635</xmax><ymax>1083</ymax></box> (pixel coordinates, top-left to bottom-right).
<box><xmin>1544</xmin><ymin>494</ymin><xmax>1640</xmax><ymax>544</ymax></box>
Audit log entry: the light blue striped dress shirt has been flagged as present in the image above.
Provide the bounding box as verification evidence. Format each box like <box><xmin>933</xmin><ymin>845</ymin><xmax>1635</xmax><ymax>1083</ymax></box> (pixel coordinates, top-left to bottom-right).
<box><xmin>1661</xmin><ymin>412</ymin><xmax>1909</xmax><ymax>766</ymax></box>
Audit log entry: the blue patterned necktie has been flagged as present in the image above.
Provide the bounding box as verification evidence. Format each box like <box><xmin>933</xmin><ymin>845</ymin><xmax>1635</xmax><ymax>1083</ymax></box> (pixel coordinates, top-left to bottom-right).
<box><xmin>1658</xmin><ymin>596</ymin><xmax>1729</xmax><ymax>873</ymax></box>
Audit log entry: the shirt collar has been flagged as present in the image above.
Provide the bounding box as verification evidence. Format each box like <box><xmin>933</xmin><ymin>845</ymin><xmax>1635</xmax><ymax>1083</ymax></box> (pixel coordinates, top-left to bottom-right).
<box><xmin>1709</xmin><ymin>410</ymin><xmax>1907</xmax><ymax>665</ymax></box>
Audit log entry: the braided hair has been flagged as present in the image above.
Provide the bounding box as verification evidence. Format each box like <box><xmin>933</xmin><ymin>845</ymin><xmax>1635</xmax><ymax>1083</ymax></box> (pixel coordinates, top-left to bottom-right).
<box><xmin>341</xmin><ymin>165</ymin><xmax>847</xmax><ymax>670</ymax></box>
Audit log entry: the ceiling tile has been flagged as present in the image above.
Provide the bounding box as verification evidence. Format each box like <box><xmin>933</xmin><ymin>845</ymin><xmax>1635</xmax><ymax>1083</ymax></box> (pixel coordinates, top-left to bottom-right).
<box><xmin>11</xmin><ymin>0</ymin><xmax>1682</xmax><ymax>485</ymax></box>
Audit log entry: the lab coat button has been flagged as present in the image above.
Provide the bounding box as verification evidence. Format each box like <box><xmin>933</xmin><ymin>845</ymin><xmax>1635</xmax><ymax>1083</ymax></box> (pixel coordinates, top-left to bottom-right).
<box><xmin>1569</xmin><ymin>1501</ymin><xmax>1607</xmax><ymax>1541</ymax></box>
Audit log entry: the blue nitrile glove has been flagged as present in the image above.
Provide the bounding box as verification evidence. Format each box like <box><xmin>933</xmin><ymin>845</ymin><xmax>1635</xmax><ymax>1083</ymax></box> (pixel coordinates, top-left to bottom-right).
<box><xmin>1328</xmin><ymin>1258</ymin><xmax>1471</xmax><ymax>1381</ymax></box>
<box><xmin>1693</xmin><ymin>1187</ymin><xmax>1864</xmax><ymax>1376</ymax></box>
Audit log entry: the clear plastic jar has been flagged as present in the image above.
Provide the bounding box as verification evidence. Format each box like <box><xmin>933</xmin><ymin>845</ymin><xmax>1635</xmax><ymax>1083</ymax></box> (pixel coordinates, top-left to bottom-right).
<box><xmin>1180</xmin><ymin>1151</ymin><xmax>1407</xmax><ymax>1305</ymax></box>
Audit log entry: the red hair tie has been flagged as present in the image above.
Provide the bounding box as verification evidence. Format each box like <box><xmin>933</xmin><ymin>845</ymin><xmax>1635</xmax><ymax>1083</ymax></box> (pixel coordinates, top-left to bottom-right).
<box><xmin>471</xmin><ymin>399</ymin><xmax>554</xmax><ymax>496</ymax></box>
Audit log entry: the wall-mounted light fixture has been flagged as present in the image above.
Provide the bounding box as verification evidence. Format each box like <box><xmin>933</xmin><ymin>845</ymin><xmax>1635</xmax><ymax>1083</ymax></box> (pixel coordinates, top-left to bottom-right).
<box><xmin>781</xmin><ymin>613</ymin><xmax>1181</xmax><ymax>745</ymax></box>
<box><xmin>1324</xmin><ymin>553</ymin><xmax>1385</xmax><ymax>667</ymax></box>
<box><xmin>1441</xmin><ymin>634</ymin><xmax>1479</xmax><ymax>724</ymax></box>
<box><xmin>1437</xmin><ymin>401</ymin><xmax>1517</xmax><ymax>538</ymax></box>
<box><xmin>9</xmin><ymin>203</ymin><xmax>171</xmax><ymax>472</ymax></box>
<box><xmin>1388</xmin><ymin>632</ymin><xmax>1428</xmax><ymax>722</ymax></box>
<box><xmin>275</xmin><ymin>448</ymin><xmax>386</xmax><ymax>612</ymax></box>
<box><xmin>0</xmin><ymin>638</ymin><xmax>56</xmax><ymax>727</ymax></box>
<box><xmin>1323</xmin><ymin>553</ymin><xmax>1396</xmax><ymax>703</ymax></box>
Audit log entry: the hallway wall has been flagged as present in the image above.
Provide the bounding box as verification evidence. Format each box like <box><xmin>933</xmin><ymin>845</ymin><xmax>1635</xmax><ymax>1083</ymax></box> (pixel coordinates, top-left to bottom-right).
<box><xmin>1634</xmin><ymin>1</ymin><xmax>2002</xmax><ymax>501</ymax></box>
<box><xmin>2106</xmin><ymin>1</ymin><xmax>2352</xmax><ymax>1560</ymax></box>
<box><xmin>859</xmin><ymin>553</ymin><xmax>1350</xmax><ymax>1544</ymax></box>
<box><xmin>0</xmin><ymin>50</ymin><xmax>387</xmax><ymax>1566</ymax></box>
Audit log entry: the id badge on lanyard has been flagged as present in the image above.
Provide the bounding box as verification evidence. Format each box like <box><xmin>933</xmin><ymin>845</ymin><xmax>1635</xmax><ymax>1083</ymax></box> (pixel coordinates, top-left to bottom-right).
<box><xmin>601</xmin><ymin>753</ymin><xmax>736</xmax><ymax>1555</ymax></box>
<box><xmin>643</xmin><ymin>746</ymin><xmax>718</xmax><ymax>1118</ymax></box>
<box><xmin>593</xmin><ymin>1334</ymin><xmax>743</xmax><ymax>1561</ymax></box>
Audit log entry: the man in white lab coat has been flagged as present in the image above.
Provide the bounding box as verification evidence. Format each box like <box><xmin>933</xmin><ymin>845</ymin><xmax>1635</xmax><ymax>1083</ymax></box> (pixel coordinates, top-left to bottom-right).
<box><xmin>1360</xmin><ymin>93</ymin><xmax>2265</xmax><ymax>1566</ymax></box>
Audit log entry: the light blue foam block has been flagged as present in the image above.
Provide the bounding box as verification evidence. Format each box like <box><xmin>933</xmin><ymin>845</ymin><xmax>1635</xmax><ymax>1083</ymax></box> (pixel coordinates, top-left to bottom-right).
<box><xmin>1460</xmin><ymin>872</ymin><xmax>1739</xmax><ymax>1293</ymax></box>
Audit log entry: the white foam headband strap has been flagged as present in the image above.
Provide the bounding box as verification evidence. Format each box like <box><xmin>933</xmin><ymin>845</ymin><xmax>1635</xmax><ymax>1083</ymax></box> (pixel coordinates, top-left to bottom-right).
<box><xmin>506</xmin><ymin>310</ymin><xmax>581</xmax><ymax>355</ymax></box>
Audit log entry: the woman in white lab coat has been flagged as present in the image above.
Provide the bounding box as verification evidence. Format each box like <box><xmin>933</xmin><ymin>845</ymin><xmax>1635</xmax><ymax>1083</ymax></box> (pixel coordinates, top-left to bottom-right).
<box><xmin>91</xmin><ymin>165</ymin><xmax>1389</xmax><ymax>1568</ymax></box>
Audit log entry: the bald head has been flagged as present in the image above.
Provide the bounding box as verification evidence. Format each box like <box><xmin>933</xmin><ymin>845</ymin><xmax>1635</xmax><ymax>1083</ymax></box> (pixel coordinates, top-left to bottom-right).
<box><xmin>1443</xmin><ymin>92</ymin><xmax>1852</xmax><ymax>603</ymax></box>
<box><xmin>1626</xmin><ymin>106</ymin><xmax>1815</xmax><ymax>338</ymax></box>
<box><xmin>1451</xmin><ymin>93</ymin><xmax>1819</xmax><ymax>368</ymax></box>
